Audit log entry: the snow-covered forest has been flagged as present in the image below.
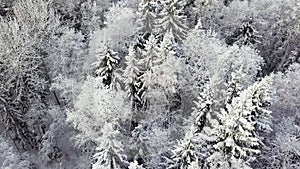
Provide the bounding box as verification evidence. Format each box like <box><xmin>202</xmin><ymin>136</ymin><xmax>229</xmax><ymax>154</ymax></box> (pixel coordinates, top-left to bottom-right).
<box><xmin>0</xmin><ymin>0</ymin><xmax>299</xmax><ymax>168</ymax></box>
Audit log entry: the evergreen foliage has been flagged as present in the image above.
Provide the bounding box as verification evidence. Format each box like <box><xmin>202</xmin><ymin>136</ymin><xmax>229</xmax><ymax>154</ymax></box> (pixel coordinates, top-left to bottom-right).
<box><xmin>0</xmin><ymin>0</ymin><xmax>299</xmax><ymax>168</ymax></box>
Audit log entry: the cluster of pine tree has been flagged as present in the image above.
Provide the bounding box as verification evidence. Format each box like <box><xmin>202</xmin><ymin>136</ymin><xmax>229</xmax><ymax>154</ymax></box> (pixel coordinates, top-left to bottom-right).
<box><xmin>0</xmin><ymin>0</ymin><xmax>299</xmax><ymax>168</ymax></box>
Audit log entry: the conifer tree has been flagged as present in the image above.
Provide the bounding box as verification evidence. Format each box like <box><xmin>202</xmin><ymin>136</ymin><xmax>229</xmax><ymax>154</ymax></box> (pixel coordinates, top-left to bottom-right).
<box><xmin>247</xmin><ymin>76</ymin><xmax>273</xmax><ymax>140</ymax></box>
<box><xmin>93</xmin><ymin>40</ymin><xmax>120</xmax><ymax>87</ymax></box>
<box><xmin>124</xmin><ymin>45</ymin><xmax>144</xmax><ymax>109</ymax></box>
<box><xmin>92</xmin><ymin>123</ymin><xmax>127</xmax><ymax>169</ymax></box>
<box><xmin>205</xmin><ymin>76</ymin><xmax>273</xmax><ymax>168</ymax></box>
<box><xmin>168</xmin><ymin>82</ymin><xmax>212</xmax><ymax>169</ymax></box>
<box><xmin>139</xmin><ymin>34</ymin><xmax>159</xmax><ymax>106</ymax></box>
<box><xmin>141</xmin><ymin>34</ymin><xmax>159</xmax><ymax>71</ymax></box>
<box><xmin>154</xmin><ymin>0</ymin><xmax>188</xmax><ymax>41</ymax></box>
<box><xmin>193</xmin><ymin>83</ymin><xmax>213</xmax><ymax>133</ymax></box>
<box><xmin>225</xmin><ymin>67</ymin><xmax>243</xmax><ymax>105</ymax></box>
<box><xmin>138</xmin><ymin>0</ymin><xmax>156</xmax><ymax>34</ymax></box>
<box><xmin>233</xmin><ymin>22</ymin><xmax>260</xmax><ymax>47</ymax></box>
<box><xmin>68</xmin><ymin>76</ymin><xmax>131</xmax><ymax>169</ymax></box>
<box><xmin>168</xmin><ymin>126</ymin><xmax>198</xmax><ymax>169</ymax></box>
<box><xmin>128</xmin><ymin>160</ymin><xmax>145</xmax><ymax>169</ymax></box>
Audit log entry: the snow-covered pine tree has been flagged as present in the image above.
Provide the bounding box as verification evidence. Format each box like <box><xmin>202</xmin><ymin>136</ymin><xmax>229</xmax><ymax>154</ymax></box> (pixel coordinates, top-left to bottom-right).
<box><xmin>139</xmin><ymin>34</ymin><xmax>159</xmax><ymax>107</ymax></box>
<box><xmin>206</xmin><ymin>103</ymin><xmax>259</xmax><ymax>168</ymax></box>
<box><xmin>205</xmin><ymin>76</ymin><xmax>273</xmax><ymax>169</ymax></box>
<box><xmin>92</xmin><ymin>123</ymin><xmax>127</xmax><ymax>169</ymax></box>
<box><xmin>157</xmin><ymin>31</ymin><xmax>176</xmax><ymax>62</ymax></box>
<box><xmin>168</xmin><ymin>126</ymin><xmax>198</xmax><ymax>169</ymax></box>
<box><xmin>141</xmin><ymin>34</ymin><xmax>159</xmax><ymax>71</ymax></box>
<box><xmin>225</xmin><ymin>67</ymin><xmax>243</xmax><ymax>105</ymax></box>
<box><xmin>192</xmin><ymin>82</ymin><xmax>213</xmax><ymax>133</ymax></box>
<box><xmin>124</xmin><ymin>45</ymin><xmax>144</xmax><ymax>110</ymax></box>
<box><xmin>167</xmin><ymin>80</ymin><xmax>213</xmax><ymax>169</ymax></box>
<box><xmin>128</xmin><ymin>34</ymin><xmax>178</xmax><ymax>168</ymax></box>
<box><xmin>195</xmin><ymin>77</ymin><xmax>223</xmax><ymax>149</ymax></box>
<box><xmin>194</xmin><ymin>66</ymin><xmax>244</xmax><ymax>142</ymax></box>
<box><xmin>233</xmin><ymin>21</ymin><xmax>261</xmax><ymax>47</ymax></box>
<box><xmin>154</xmin><ymin>0</ymin><xmax>188</xmax><ymax>41</ymax></box>
<box><xmin>248</xmin><ymin>76</ymin><xmax>273</xmax><ymax>135</ymax></box>
<box><xmin>67</xmin><ymin>76</ymin><xmax>131</xmax><ymax>168</ymax></box>
<box><xmin>129</xmin><ymin>124</ymin><xmax>148</xmax><ymax>166</ymax></box>
<box><xmin>93</xmin><ymin>40</ymin><xmax>120</xmax><ymax>87</ymax></box>
<box><xmin>138</xmin><ymin>0</ymin><xmax>156</xmax><ymax>34</ymax></box>
<box><xmin>128</xmin><ymin>160</ymin><xmax>145</xmax><ymax>169</ymax></box>
<box><xmin>80</xmin><ymin>0</ymin><xmax>102</xmax><ymax>36</ymax></box>
<box><xmin>122</xmin><ymin>46</ymin><xmax>144</xmax><ymax>163</ymax></box>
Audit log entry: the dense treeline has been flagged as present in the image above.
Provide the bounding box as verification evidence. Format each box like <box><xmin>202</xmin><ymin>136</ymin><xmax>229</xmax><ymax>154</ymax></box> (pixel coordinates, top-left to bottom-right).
<box><xmin>0</xmin><ymin>0</ymin><xmax>299</xmax><ymax>168</ymax></box>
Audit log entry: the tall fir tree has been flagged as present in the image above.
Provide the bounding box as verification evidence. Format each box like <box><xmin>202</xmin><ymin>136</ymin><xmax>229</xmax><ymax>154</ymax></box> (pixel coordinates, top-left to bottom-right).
<box><xmin>138</xmin><ymin>0</ymin><xmax>157</xmax><ymax>34</ymax></box>
<box><xmin>168</xmin><ymin>126</ymin><xmax>198</xmax><ymax>169</ymax></box>
<box><xmin>93</xmin><ymin>40</ymin><xmax>120</xmax><ymax>87</ymax></box>
<box><xmin>124</xmin><ymin>45</ymin><xmax>144</xmax><ymax>110</ymax></box>
<box><xmin>92</xmin><ymin>123</ymin><xmax>128</xmax><ymax>169</ymax></box>
<box><xmin>141</xmin><ymin>34</ymin><xmax>159</xmax><ymax>71</ymax></box>
<box><xmin>139</xmin><ymin>34</ymin><xmax>159</xmax><ymax>107</ymax></box>
<box><xmin>67</xmin><ymin>76</ymin><xmax>131</xmax><ymax>168</ymax></box>
<box><xmin>128</xmin><ymin>160</ymin><xmax>145</xmax><ymax>169</ymax></box>
<box><xmin>192</xmin><ymin>82</ymin><xmax>213</xmax><ymax>133</ymax></box>
<box><xmin>205</xmin><ymin>76</ymin><xmax>273</xmax><ymax>169</ymax></box>
<box><xmin>168</xmin><ymin>81</ymin><xmax>212</xmax><ymax>169</ymax></box>
<box><xmin>154</xmin><ymin>0</ymin><xmax>188</xmax><ymax>41</ymax></box>
<box><xmin>225</xmin><ymin>67</ymin><xmax>243</xmax><ymax>105</ymax></box>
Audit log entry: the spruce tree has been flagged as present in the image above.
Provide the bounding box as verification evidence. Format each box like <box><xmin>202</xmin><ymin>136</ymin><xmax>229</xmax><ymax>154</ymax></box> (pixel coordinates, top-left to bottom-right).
<box><xmin>235</xmin><ymin>22</ymin><xmax>260</xmax><ymax>47</ymax></box>
<box><xmin>138</xmin><ymin>0</ymin><xmax>156</xmax><ymax>34</ymax></box>
<box><xmin>92</xmin><ymin>123</ymin><xmax>127</xmax><ymax>169</ymax></box>
<box><xmin>192</xmin><ymin>83</ymin><xmax>213</xmax><ymax>133</ymax></box>
<box><xmin>139</xmin><ymin>34</ymin><xmax>159</xmax><ymax>106</ymax></box>
<box><xmin>93</xmin><ymin>40</ymin><xmax>119</xmax><ymax>87</ymax></box>
<box><xmin>128</xmin><ymin>160</ymin><xmax>145</xmax><ymax>169</ymax></box>
<box><xmin>168</xmin><ymin>126</ymin><xmax>198</xmax><ymax>169</ymax></box>
<box><xmin>124</xmin><ymin>45</ymin><xmax>144</xmax><ymax>110</ymax></box>
<box><xmin>154</xmin><ymin>0</ymin><xmax>188</xmax><ymax>41</ymax></box>
<box><xmin>205</xmin><ymin>76</ymin><xmax>273</xmax><ymax>168</ymax></box>
<box><xmin>225</xmin><ymin>67</ymin><xmax>243</xmax><ymax>105</ymax></box>
<box><xmin>168</xmin><ymin>82</ymin><xmax>212</xmax><ymax>169</ymax></box>
<box><xmin>141</xmin><ymin>34</ymin><xmax>159</xmax><ymax>71</ymax></box>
